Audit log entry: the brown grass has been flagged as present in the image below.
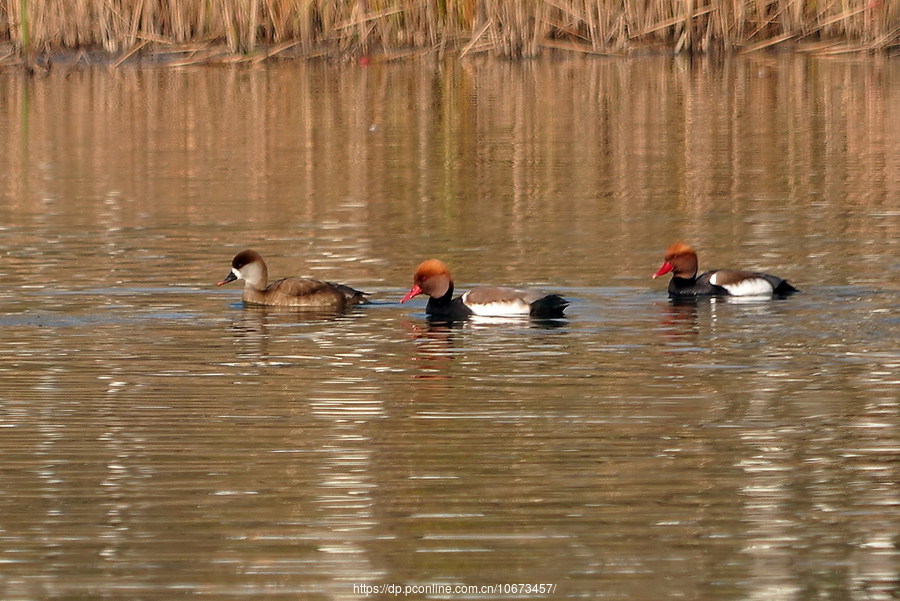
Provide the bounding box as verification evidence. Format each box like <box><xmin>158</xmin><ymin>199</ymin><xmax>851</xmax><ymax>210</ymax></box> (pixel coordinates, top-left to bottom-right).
<box><xmin>0</xmin><ymin>0</ymin><xmax>897</xmax><ymax>64</ymax></box>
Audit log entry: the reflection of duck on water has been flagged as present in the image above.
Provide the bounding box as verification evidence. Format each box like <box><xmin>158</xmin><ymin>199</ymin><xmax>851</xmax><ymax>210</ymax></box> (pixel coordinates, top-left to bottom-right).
<box><xmin>657</xmin><ymin>299</ymin><xmax>701</xmax><ymax>340</ymax></box>
<box><xmin>402</xmin><ymin>320</ymin><xmax>458</xmax><ymax>380</ymax></box>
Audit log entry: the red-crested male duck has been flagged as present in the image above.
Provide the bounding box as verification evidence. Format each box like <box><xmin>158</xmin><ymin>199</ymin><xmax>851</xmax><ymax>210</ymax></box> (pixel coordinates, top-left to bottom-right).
<box><xmin>217</xmin><ymin>249</ymin><xmax>367</xmax><ymax>310</ymax></box>
<box><xmin>400</xmin><ymin>259</ymin><xmax>569</xmax><ymax>319</ymax></box>
<box><xmin>653</xmin><ymin>242</ymin><xmax>797</xmax><ymax>298</ymax></box>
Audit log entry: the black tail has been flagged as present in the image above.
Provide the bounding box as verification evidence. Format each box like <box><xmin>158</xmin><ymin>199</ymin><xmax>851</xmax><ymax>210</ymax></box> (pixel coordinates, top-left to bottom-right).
<box><xmin>529</xmin><ymin>294</ymin><xmax>569</xmax><ymax>318</ymax></box>
<box><xmin>773</xmin><ymin>280</ymin><xmax>798</xmax><ymax>297</ymax></box>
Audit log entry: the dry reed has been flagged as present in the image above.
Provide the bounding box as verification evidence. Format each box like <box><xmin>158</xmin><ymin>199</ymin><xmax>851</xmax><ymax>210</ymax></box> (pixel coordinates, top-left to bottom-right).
<box><xmin>0</xmin><ymin>0</ymin><xmax>896</xmax><ymax>64</ymax></box>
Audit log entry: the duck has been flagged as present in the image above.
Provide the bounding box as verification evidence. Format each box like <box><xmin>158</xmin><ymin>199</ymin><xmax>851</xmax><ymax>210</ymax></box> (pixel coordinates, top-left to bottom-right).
<box><xmin>217</xmin><ymin>249</ymin><xmax>367</xmax><ymax>310</ymax></box>
<box><xmin>400</xmin><ymin>259</ymin><xmax>569</xmax><ymax>319</ymax></box>
<box><xmin>653</xmin><ymin>242</ymin><xmax>797</xmax><ymax>298</ymax></box>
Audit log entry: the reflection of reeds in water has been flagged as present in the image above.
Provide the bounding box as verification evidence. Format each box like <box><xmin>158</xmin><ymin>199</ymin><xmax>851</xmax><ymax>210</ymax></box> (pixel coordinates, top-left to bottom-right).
<box><xmin>1</xmin><ymin>0</ymin><xmax>897</xmax><ymax>62</ymax></box>
<box><xmin>1</xmin><ymin>56</ymin><xmax>895</xmax><ymax>286</ymax></box>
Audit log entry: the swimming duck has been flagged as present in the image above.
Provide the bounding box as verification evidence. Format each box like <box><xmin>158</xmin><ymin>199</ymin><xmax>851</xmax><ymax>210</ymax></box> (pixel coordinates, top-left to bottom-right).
<box><xmin>218</xmin><ymin>249</ymin><xmax>367</xmax><ymax>310</ymax></box>
<box><xmin>653</xmin><ymin>242</ymin><xmax>797</xmax><ymax>298</ymax></box>
<box><xmin>401</xmin><ymin>259</ymin><xmax>569</xmax><ymax>319</ymax></box>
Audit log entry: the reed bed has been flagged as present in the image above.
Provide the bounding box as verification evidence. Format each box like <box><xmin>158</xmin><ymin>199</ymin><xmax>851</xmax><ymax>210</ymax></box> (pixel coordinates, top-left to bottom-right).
<box><xmin>1</xmin><ymin>0</ymin><xmax>897</xmax><ymax>64</ymax></box>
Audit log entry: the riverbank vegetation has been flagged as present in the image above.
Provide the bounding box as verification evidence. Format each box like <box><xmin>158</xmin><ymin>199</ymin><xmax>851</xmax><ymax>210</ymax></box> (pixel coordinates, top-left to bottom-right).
<box><xmin>1</xmin><ymin>0</ymin><xmax>897</xmax><ymax>66</ymax></box>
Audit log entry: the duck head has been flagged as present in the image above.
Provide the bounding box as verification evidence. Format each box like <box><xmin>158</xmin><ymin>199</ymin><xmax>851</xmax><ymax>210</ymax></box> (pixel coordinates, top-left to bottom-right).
<box><xmin>401</xmin><ymin>259</ymin><xmax>453</xmax><ymax>302</ymax></box>
<box><xmin>218</xmin><ymin>249</ymin><xmax>268</xmax><ymax>290</ymax></box>
<box><xmin>653</xmin><ymin>242</ymin><xmax>699</xmax><ymax>279</ymax></box>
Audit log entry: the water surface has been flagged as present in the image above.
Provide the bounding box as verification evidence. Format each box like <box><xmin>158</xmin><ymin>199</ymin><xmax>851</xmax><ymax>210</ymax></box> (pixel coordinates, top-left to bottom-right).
<box><xmin>0</xmin><ymin>55</ymin><xmax>897</xmax><ymax>600</ymax></box>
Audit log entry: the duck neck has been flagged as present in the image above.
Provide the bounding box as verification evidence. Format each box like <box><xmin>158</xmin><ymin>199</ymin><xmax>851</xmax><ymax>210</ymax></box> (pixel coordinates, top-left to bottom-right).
<box><xmin>669</xmin><ymin>273</ymin><xmax>699</xmax><ymax>294</ymax></box>
<box><xmin>242</xmin><ymin>263</ymin><xmax>268</xmax><ymax>291</ymax></box>
<box><xmin>425</xmin><ymin>283</ymin><xmax>455</xmax><ymax>310</ymax></box>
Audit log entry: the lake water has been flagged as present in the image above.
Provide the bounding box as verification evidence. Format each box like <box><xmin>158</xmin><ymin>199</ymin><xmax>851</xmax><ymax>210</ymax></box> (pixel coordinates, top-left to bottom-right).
<box><xmin>0</xmin><ymin>54</ymin><xmax>897</xmax><ymax>600</ymax></box>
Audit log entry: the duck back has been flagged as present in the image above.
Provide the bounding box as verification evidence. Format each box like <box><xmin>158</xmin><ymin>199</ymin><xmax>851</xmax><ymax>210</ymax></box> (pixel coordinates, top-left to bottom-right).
<box><xmin>244</xmin><ymin>278</ymin><xmax>367</xmax><ymax>309</ymax></box>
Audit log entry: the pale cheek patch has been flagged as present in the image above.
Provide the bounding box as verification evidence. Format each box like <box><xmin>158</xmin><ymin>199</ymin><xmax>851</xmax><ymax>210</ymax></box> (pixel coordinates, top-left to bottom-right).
<box><xmin>710</xmin><ymin>273</ymin><xmax>775</xmax><ymax>296</ymax></box>
<box><xmin>462</xmin><ymin>291</ymin><xmax>531</xmax><ymax>316</ymax></box>
<box><xmin>232</xmin><ymin>267</ymin><xmax>244</xmax><ymax>280</ymax></box>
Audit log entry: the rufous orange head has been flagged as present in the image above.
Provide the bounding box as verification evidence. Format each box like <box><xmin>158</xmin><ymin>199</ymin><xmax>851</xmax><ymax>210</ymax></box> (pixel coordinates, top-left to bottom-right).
<box><xmin>653</xmin><ymin>242</ymin><xmax>699</xmax><ymax>279</ymax></box>
<box><xmin>401</xmin><ymin>259</ymin><xmax>453</xmax><ymax>302</ymax></box>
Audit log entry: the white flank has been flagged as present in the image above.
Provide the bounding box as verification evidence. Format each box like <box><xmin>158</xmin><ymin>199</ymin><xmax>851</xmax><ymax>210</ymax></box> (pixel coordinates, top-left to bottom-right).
<box><xmin>461</xmin><ymin>291</ymin><xmax>531</xmax><ymax>316</ymax></box>
<box><xmin>469</xmin><ymin>315</ymin><xmax>530</xmax><ymax>324</ymax></box>
<box><xmin>710</xmin><ymin>273</ymin><xmax>774</xmax><ymax>296</ymax></box>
